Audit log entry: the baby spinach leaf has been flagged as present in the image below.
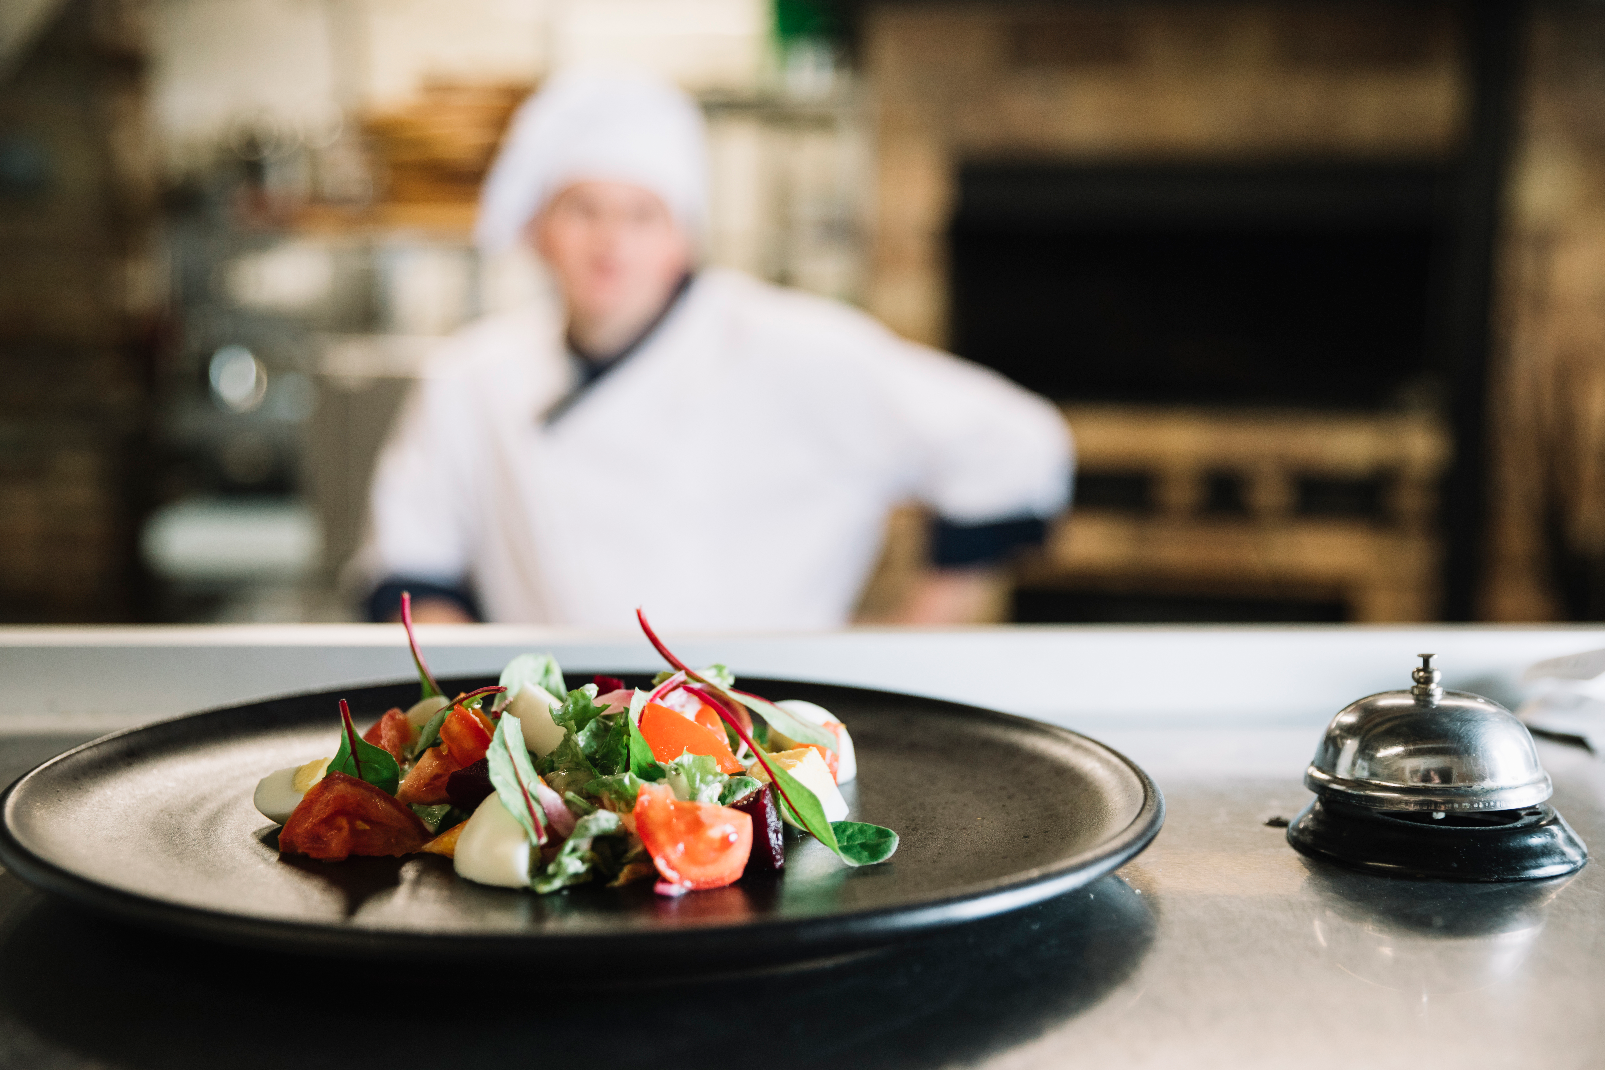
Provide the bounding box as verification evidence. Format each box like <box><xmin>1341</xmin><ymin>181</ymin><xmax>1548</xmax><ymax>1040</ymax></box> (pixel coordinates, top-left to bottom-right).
<box><xmin>498</xmin><ymin>652</ymin><xmax>568</xmax><ymax>709</ymax></box>
<box><xmin>831</xmin><ymin>821</ymin><xmax>899</xmax><ymax>865</ymax></box>
<box><xmin>329</xmin><ymin>698</ymin><xmax>400</xmax><ymax>795</ymax></box>
<box><xmin>486</xmin><ymin>714</ymin><xmax>548</xmax><ymax>845</ymax></box>
<box><xmin>666</xmin><ymin>752</ymin><xmax>727</xmax><ymax>803</ymax></box>
<box><xmin>719</xmin><ymin>775</ymin><xmax>762</xmax><ymax>806</ymax></box>
<box><xmin>531</xmin><ymin>809</ymin><xmax>624</xmax><ymax>894</ymax></box>
<box><xmin>409</xmin><ymin>686</ymin><xmax>503</xmax><ymax>759</ymax></box>
<box><xmin>412</xmin><ymin>705</ymin><xmax>451</xmax><ymax>758</ymax></box>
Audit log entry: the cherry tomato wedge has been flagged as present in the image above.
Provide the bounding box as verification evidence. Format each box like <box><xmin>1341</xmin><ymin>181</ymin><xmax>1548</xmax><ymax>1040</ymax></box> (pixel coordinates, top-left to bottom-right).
<box><xmin>396</xmin><ymin>745</ymin><xmax>462</xmax><ymax>805</ymax></box>
<box><xmin>691</xmin><ymin>702</ymin><xmax>726</xmax><ymax>736</ymax></box>
<box><xmin>362</xmin><ymin>707</ymin><xmax>416</xmax><ymax>763</ymax></box>
<box><xmin>633</xmin><ymin>784</ymin><xmax>752</xmax><ymax>890</ymax></box>
<box><xmin>279</xmin><ymin>771</ymin><xmax>430</xmax><ymax>860</ymax></box>
<box><xmin>439</xmin><ymin>704</ymin><xmax>494</xmax><ymax>767</ymax></box>
<box><xmin>639</xmin><ymin>702</ymin><xmax>744</xmax><ymax>774</ymax></box>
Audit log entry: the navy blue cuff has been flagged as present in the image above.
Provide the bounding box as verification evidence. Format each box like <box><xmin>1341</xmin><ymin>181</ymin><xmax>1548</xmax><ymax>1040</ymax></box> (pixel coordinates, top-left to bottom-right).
<box><xmin>365</xmin><ymin>578</ymin><xmax>481</xmax><ymax>623</ymax></box>
<box><xmin>929</xmin><ymin>516</ymin><xmax>1048</xmax><ymax>569</ymax></box>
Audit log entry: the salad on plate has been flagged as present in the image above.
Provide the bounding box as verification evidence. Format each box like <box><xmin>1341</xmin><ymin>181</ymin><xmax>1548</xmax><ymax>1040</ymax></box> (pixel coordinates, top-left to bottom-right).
<box><xmin>253</xmin><ymin>602</ymin><xmax>898</xmax><ymax>897</ymax></box>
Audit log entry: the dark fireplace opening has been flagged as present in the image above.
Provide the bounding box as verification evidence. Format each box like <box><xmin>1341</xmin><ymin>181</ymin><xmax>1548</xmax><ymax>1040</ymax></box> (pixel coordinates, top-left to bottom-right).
<box><xmin>950</xmin><ymin>161</ymin><xmax>1461</xmax><ymax>624</ymax></box>
<box><xmin>949</xmin><ymin>162</ymin><xmax>1453</xmax><ymax>408</ymax></box>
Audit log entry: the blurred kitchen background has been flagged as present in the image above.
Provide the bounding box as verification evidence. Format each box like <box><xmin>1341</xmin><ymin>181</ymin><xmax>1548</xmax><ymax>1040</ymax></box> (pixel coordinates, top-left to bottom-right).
<box><xmin>2</xmin><ymin>0</ymin><xmax>1603</xmax><ymax>626</ymax></box>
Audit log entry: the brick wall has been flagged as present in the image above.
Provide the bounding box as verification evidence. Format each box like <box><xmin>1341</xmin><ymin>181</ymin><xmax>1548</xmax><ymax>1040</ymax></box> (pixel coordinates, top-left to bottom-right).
<box><xmin>0</xmin><ymin>0</ymin><xmax>156</xmax><ymax>621</ymax></box>
<box><xmin>862</xmin><ymin>1</ymin><xmax>1466</xmax><ymax>348</ymax></box>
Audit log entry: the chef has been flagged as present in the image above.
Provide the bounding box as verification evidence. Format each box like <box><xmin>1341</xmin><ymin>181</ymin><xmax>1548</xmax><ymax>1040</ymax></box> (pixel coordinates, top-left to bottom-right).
<box><xmin>353</xmin><ymin>69</ymin><xmax>1072</xmax><ymax>629</ymax></box>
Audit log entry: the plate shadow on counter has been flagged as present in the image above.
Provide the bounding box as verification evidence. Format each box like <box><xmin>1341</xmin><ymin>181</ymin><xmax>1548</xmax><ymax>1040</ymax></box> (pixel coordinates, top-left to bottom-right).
<box><xmin>0</xmin><ymin>873</ymin><xmax>1154</xmax><ymax>1070</ymax></box>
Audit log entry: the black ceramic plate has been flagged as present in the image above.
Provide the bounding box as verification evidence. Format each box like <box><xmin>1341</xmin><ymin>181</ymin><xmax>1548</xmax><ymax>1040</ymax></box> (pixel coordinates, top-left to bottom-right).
<box><xmin>0</xmin><ymin>675</ymin><xmax>1163</xmax><ymax>968</ymax></box>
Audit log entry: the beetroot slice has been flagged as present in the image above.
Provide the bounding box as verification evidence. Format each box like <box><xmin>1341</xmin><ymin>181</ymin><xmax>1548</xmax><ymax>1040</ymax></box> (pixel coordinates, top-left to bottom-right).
<box><xmin>731</xmin><ymin>783</ymin><xmax>784</xmax><ymax>872</ymax></box>
<box><xmin>593</xmin><ymin>674</ymin><xmax>626</xmax><ymax>694</ymax></box>
<box><xmin>446</xmin><ymin>757</ymin><xmax>493</xmax><ymax>811</ymax></box>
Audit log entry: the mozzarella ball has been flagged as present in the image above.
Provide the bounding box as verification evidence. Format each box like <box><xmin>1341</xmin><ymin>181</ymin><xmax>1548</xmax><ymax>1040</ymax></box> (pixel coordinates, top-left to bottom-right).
<box><xmin>508</xmin><ymin>684</ymin><xmax>566</xmax><ymax>756</ymax></box>
<box><xmin>405</xmin><ymin>694</ymin><xmax>451</xmax><ymax>729</ymax></box>
<box><xmin>453</xmin><ymin>794</ymin><xmax>532</xmax><ymax>888</ymax></box>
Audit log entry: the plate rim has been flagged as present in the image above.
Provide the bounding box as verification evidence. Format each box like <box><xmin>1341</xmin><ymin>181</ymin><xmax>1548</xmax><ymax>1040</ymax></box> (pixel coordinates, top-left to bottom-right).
<box><xmin>0</xmin><ymin>674</ymin><xmax>1165</xmax><ymax>962</ymax></box>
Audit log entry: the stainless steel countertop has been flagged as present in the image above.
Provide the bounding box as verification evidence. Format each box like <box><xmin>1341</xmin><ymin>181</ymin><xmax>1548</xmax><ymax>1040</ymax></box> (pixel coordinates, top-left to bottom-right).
<box><xmin>4</xmin><ymin>627</ymin><xmax>1605</xmax><ymax>1068</ymax></box>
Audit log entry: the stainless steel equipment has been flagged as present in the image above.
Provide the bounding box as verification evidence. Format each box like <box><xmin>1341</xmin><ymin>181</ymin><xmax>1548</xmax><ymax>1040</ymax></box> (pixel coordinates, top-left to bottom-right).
<box><xmin>1289</xmin><ymin>654</ymin><xmax>1588</xmax><ymax>880</ymax></box>
<box><xmin>1304</xmin><ymin>654</ymin><xmax>1552</xmax><ymax>813</ymax></box>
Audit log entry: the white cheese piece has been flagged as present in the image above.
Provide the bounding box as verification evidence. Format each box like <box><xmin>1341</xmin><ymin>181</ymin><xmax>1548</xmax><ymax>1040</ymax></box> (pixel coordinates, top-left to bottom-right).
<box><xmin>453</xmin><ymin>794</ymin><xmax>532</xmax><ymax>888</ymax></box>
<box><xmin>252</xmin><ymin>756</ymin><xmax>331</xmax><ymax>824</ymax></box>
<box><xmin>508</xmin><ymin>683</ymin><xmax>566</xmax><ymax>756</ymax></box>
<box><xmin>750</xmin><ymin>747</ymin><xmax>849</xmax><ymax>825</ymax></box>
<box><xmin>404</xmin><ymin>694</ymin><xmax>451</xmax><ymax>729</ymax></box>
<box><xmin>774</xmin><ymin>699</ymin><xmax>857</xmax><ymax>783</ymax></box>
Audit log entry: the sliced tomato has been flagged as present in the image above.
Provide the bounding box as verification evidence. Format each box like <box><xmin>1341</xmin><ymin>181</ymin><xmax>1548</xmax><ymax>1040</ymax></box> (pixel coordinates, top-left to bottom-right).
<box><xmin>705</xmin><ymin>695</ymin><xmax>753</xmax><ymax>736</ymax></box>
<box><xmin>439</xmin><ymin>704</ymin><xmax>494</xmax><ymax>767</ymax></box>
<box><xmin>278</xmin><ymin>771</ymin><xmax>430</xmax><ymax>860</ymax></box>
<box><xmin>396</xmin><ymin>745</ymin><xmax>462</xmax><ymax>805</ymax></box>
<box><xmin>691</xmin><ymin>702</ymin><xmax>725</xmax><ymax>736</ymax></box>
<box><xmin>362</xmin><ymin>708</ymin><xmax>417</xmax><ymax>763</ymax></box>
<box><xmin>639</xmin><ymin>702</ymin><xmax>744</xmax><ymax>774</ymax></box>
<box><xmin>633</xmin><ymin>784</ymin><xmax>752</xmax><ymax>890</ymax></box>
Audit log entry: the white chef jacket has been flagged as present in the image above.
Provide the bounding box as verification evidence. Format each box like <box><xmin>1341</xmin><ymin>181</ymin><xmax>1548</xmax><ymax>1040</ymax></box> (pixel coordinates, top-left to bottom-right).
<box><xmin>353</xmin><ymin>268</ymin><xmax>1072</xmax><ymax>629</ymax></box>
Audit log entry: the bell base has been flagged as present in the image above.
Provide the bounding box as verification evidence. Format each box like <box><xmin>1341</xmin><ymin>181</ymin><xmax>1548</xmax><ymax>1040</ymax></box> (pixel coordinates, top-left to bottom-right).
<box><xmin>1287</xmin><ymin>797</ymin><xmax>1588</xmax><ymax>882</ymax></box>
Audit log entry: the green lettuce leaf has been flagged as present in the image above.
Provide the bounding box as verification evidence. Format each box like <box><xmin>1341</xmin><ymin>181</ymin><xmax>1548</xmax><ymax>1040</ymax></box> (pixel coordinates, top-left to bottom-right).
<box><xmin>665</xmin><ymin>752</ymin><xmax>727</xmax><ymax>803</ymax></box>
<box><xmin>328</xmin><ymin>699</ymin><xmax>399</xmax><ymax>795</ymax></box>
<box><xmin>652</xmin><ymin>663</ymin><xmax>735</xmax><ymax>690</ymax></box>
<box><xmin>552</xmin><ymin>686</ymin><xmax>606</xmax><ymax>734</ymax></box>
<box><xmin>497</xmin><ymin>652</ymin><xmax>568</xmax><ymax>709</ymax></box>
<box><xmin>486</xmin><ymin>714</ymin><xmax>548</xmax><ymax>845</ymax></box>
<box><xmin>719</xmin><ymin>776</ymin><xmax>762</xmax><ymax>806</ymax></box>
<box><xmin>530</xmin><ymin>809</ymin><xmax>625</xmax><ymax>894</ymax></box>
<box><xmin>536</xmin><ymin>731</ymin><xmax>598</xmax><ymax>795</ymax></box>
<box><xmin>585</xmin><ymin>771</ymin><xmax>647</xmax><ymax>810</ymax></box>
<box><xmin>563</xmin><ymin>792</ymin><xmax>597</xmax><ymax>817</ymax></box>
<box><xmin>831</xmin><ymin>821</ymin><xmax>899</xmax><ymax>865</ymax></box>
<box><xmin>586</xmin><ymin>715</ymin><xmax>630</xmax><ymax>776</ymax></box>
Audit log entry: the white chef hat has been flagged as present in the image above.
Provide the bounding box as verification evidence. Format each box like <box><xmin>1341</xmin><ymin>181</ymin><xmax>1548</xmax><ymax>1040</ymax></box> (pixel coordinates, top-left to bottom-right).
<box><xmin>473</xmin><ymin>68</ymin><xmax>710</xmax><ymax>254</ymax></box>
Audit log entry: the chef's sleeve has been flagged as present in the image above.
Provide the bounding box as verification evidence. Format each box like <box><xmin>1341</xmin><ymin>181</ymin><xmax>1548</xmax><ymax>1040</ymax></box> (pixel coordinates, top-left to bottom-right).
<box><xmin>346</xmin><ymin>370</ymin><xmax>480</xmax><ymax>618</ymax></box>
<box><xmin>853</xmin><ymin>328</ymin><xmax>1074</xmax><ymax>567</ymax></box>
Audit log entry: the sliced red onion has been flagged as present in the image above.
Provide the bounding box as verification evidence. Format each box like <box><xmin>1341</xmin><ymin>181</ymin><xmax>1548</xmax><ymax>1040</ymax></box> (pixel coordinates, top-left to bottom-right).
<box><xmin>532</xmin><ymin>775</ymin><xmax>576</xmax><ymax>838</ymax></box>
